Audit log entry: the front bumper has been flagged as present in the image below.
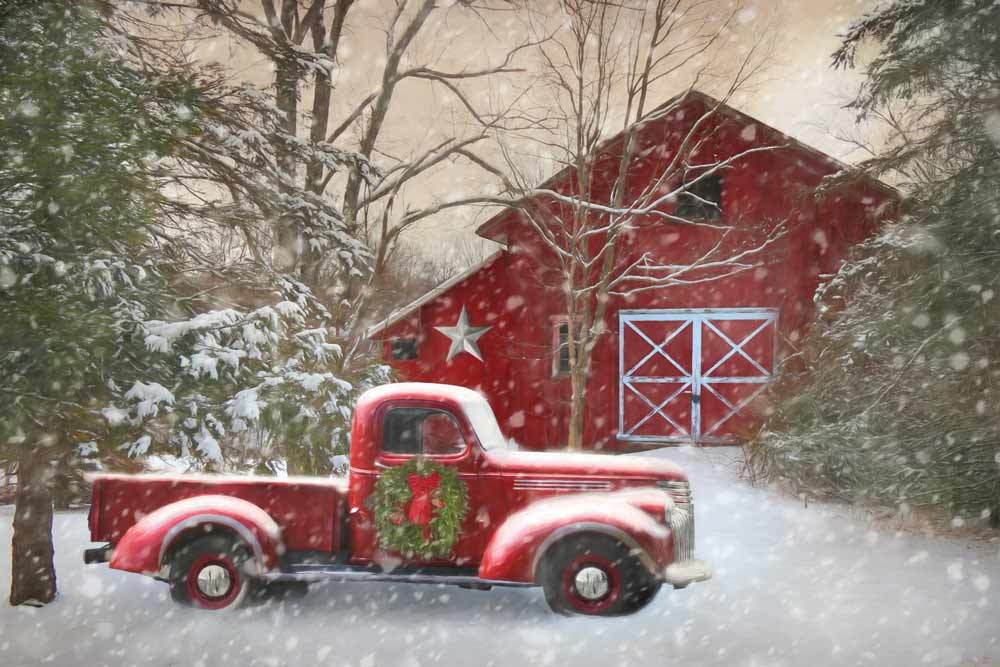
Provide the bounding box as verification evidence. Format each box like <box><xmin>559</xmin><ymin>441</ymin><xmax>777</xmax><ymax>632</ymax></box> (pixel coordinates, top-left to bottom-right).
<box><xmin>664</xmin><ymin>559</ymin><xmax>712</xmax><ymax>588</ymax></box>
<box><xmin>661</xmin><ymin>480</ymin><xmax>712</xmax><ymax>588</ymax></box>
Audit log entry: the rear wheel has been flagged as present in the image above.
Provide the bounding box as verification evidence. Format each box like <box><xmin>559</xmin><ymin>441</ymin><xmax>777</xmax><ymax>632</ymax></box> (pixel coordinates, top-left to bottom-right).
<box><xmin>167</xmin><ymin>534</ymin><xmax>255</xmax><ymax>610</ymax></box>
<box><xmin>539</xmin><ymin>533</ymin><xmax>660</xmax><ymax>616</ymax></box>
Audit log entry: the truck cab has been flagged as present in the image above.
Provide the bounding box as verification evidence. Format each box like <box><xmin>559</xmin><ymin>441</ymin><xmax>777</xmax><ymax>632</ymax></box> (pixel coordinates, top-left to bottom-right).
<box><xmin>85</xmin><ymin>383</ymin><xmax>710</xmax><ymax>616</ymax></box>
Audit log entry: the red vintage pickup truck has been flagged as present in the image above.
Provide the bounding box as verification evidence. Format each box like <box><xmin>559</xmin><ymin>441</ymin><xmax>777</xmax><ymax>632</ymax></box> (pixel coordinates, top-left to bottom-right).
<box><xmin>84</xmin><ymin>383</ymin><xmax>710</xmax><ymax>615</ymax></box>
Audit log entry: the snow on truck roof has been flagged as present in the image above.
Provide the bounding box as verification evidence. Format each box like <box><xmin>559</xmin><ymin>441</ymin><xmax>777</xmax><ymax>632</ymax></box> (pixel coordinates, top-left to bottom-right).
<box><xmin>359</xmin><ymin>382</ymin><xmax>487</xmax><ymax>405</ymax></box>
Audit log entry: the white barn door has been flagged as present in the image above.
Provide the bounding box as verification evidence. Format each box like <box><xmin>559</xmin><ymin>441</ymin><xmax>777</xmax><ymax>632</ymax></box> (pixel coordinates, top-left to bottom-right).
<box><xmin>618</xmin><ymin>308</ymin><xmax>778</xmax><ymax>444</ymax></box>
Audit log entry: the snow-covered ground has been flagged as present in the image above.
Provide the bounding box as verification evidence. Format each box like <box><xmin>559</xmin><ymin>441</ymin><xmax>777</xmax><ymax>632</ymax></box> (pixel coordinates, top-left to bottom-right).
<box><xmin>2</xmin><ymin>447</ymin><xmax>999</xmax><ymax>667</ymax></box>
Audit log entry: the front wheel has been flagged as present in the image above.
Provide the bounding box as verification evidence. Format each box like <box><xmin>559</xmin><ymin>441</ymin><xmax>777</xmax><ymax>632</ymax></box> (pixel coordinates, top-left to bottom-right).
<box><xmin>539</xmin><ymin>533</ymin><xmax>660</xmax><ymax>616</ymax></box>
<box><xmin>167</xmin><ymin>534</ymin><xmax>256</xmax><ymax>610</ymax></box>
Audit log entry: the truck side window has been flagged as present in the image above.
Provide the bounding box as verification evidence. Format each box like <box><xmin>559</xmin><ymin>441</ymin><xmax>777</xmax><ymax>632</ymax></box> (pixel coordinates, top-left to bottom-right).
<box><xmin>382</xmin><ymin>408</ymin><xmax>465</xmax><ymax>456</ymax></box>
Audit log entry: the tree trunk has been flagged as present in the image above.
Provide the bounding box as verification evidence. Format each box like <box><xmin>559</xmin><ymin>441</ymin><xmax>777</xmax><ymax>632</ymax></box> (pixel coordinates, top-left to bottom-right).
<box><xmin>285</xmin><ymin>446</ymin><xmax>308</xmax><ymax>477</ymax></box>
<box><xmin>9</xmin><ymin>446</ymin><xmax>56</xmax><ymax>606</ymax></box>
<box><xmin>50</xmin><ymin>449</ymin><xmax>77</xmax><ymax>510</ymax></box>
<box><xmin>271</xmin><ymin>54</ymin><xmax>300</xmax><ymax>274</ymax></box>
<box><xmin>567</xmin><ymin>369</ymin><xmax>587</xmax><ymax>450</ymax></box>
<box><xmin>301</xmin><ymin>1</ymin><xmax>353</xmax><ymax>288</ymax></box>
<box><xmin>304</xmin><ymin>0</ymin><xmax>352</xmax><ymax>198</ymax></box>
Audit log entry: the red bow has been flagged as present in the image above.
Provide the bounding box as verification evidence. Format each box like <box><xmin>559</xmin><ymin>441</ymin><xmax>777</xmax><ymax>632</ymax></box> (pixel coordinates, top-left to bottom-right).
<box><xmin>406</xmin><ymin>471</ymin><xmax>440</xmax><ymax>528</ymax></box>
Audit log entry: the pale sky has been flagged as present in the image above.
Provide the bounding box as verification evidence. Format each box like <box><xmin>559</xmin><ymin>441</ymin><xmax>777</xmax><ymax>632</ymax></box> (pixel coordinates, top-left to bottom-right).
<box><xmin>193</xmin><ymin>0</ymin><xmax>880</xmax><ymax>259</ymax></box>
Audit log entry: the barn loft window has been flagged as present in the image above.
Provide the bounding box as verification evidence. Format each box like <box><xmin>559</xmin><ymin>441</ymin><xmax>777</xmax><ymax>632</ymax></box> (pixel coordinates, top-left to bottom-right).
<box><xmin>676</xmin><ymin>173</ymin><xmax>722</xmax><ymax>220</ymax></box>
<box><xmin>390</xmin><ymin>338</ymin><xmax>418</xmax><ymax>360</ymax></box>
<box><xmin>553</xmin><ymin>320</ymin><xmax>571</xmax><ymax>377</ymax></box>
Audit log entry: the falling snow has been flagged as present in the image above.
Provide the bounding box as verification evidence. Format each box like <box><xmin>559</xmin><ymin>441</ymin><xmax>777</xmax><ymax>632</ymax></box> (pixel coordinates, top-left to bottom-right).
<box><xmin>2</xmin><ymin>448</ymin><xmax>998</xmax><ymax>666</ymax></box>
<box><xmin>3</xmin><ymin>1</ymin><xmax>1000</xmax><ymax>664</ymax></box>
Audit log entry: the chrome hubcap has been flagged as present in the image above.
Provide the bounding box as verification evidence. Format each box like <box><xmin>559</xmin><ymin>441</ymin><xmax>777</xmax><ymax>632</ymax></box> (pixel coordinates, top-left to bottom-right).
<box><xmin>574</xmin><ymin>566</ymin><xmax>610</xmax><ymax>600</ymax></box>
<box><xmin>196</xmin><ymin>564</ymin><xmax>232</xmax><ymax>598</ymax></box>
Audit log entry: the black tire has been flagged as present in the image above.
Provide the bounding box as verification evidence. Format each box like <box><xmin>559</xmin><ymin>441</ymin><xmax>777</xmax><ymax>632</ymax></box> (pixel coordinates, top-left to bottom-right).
<box><xmin>167</xmin><ymin>534</ymin><xmax>256</xmax><ymax>610</ymax></box>
<box><xmin>622</xmin><ymin>574</ymin><xmax>661</xmax><ymax>611</ymax></box>
<box><xmin>539</xmin><ymin>533</ymin><xmax>660</xmax><ymax>616</ymax></box>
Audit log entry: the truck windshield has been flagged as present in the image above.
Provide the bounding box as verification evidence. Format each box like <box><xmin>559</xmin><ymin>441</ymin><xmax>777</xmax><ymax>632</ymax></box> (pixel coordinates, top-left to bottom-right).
<box><xmin>460</xmin><ymin>397</ymin><xmax>507</xmax><ymax>451</ymax></box>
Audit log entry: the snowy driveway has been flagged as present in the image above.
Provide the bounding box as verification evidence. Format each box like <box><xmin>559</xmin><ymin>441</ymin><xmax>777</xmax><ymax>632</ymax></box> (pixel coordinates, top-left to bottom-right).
<box><xmin>2</xmin><ymin>447</ymin><xmax>998</xmax><ymax>667</ymax></box>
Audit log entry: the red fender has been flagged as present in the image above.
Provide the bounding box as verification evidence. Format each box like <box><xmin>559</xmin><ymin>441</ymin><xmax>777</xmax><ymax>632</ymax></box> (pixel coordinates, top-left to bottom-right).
<box><xmin>477</xmin><ymin>489</ymin><xmax>674</xmax><ymax>583</ymax></box>
<box><xmin>109</xmin><ymin>495</ymin><xmax>284</xmax><ymax>576</ymax></box>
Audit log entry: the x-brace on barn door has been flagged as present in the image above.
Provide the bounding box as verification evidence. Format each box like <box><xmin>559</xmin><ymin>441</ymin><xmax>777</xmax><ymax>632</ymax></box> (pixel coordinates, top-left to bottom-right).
<box><xmin>618</xmin><ymin>308</ymin><xmax>778</xmax><ymax>444</ymax></box>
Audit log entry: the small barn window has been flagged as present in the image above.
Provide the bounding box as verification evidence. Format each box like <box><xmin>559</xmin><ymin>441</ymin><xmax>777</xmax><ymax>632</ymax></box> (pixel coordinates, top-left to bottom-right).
<box><xmin>553</xmin><ymin>320</ymin><xmax>571</xmax><ymax>377</ymax></box>
<box><xmin>676</xmin><ymin>174</ymin><xmax>722</xmax><ymax>220</ymax></box>
<box><xmin>390</xmin><ymin>338</ymin><xmax>418</xmax><ymax>360</ymax></box>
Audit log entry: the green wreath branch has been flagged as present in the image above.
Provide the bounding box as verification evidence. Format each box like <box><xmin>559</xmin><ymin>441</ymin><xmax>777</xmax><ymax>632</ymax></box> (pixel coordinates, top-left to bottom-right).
<box><xmin>369</xmin><ymin>457</ymin><xmax>469</xmax><ymax>560</ymax></box>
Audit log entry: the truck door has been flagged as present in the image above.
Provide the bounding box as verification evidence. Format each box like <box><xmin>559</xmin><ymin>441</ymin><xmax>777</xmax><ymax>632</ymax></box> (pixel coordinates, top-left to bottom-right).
<box><xmin>348</xmin><ymin>401</ymin><xmax>493</xmax><ymax>569</ymax></box>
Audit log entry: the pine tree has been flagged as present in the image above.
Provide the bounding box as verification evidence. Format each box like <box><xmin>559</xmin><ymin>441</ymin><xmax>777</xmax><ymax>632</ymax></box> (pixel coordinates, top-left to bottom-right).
<box><xmin>1</xmin><ymin>1</ymin><xmax>390</xmax><ymax>605</ymax></box>
<box><xmin>750</xmin><ymin>1</ymin><xmax>1000</xmax><ymax>524</ymax></box>
<box><xmin>0</xmin><ymin>0</ymin><xmax>201</xmax><ymax>604</ymax></box>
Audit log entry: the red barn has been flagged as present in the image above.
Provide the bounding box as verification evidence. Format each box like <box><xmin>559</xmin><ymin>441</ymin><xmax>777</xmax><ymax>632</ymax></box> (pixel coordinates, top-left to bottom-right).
<box><xmin>367</xmin><ymin>91</ymin><xmax>897</xmax><ymax>451</ymax></box>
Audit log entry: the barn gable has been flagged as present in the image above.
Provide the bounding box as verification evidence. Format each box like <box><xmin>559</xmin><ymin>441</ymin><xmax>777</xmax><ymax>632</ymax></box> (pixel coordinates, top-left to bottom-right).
<box><xmin>368</xmin><ymin>90</ymin><xmax>898</xmax><ymax>451</ymax></box>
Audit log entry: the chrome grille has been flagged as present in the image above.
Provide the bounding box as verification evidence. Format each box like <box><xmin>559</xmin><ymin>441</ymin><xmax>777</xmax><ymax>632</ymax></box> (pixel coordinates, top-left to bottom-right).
<box><xmin>658</xmin><ymin>480</ymin><xmax>695</xmax><ymax>562</ymax></box>
<box><xmin>657</xmin><ymin>480</ymin><xmax>692</xmax><ymax>508</ymax></box>
<box><xmin>513</xmin><ymin>478</ymin><xmax>613</xmax><ymax>491</ymax></box>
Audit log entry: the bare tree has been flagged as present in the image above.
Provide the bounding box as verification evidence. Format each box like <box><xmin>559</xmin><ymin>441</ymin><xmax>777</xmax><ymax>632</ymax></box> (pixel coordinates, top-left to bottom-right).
<box><xmin>498</xmin><ymin>0</ymin><xmax>784</xmax><ymax>449</ymax></box>
<box><xmin>109</xmin><ymin>0</ymin><xmax>542</xmax><ymax>364</ymax></box>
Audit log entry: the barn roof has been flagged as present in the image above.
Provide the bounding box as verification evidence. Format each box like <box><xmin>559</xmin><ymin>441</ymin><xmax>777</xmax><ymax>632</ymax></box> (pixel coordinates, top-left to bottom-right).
<box><xmin>366</xmin><ymin>89</ymin><xmax>898</xmax><ymax>340</ymax></box>
<box><xmin>475</xmin><ymin>88</ymin><xmax>898</xmax><ymax>243</ymax></box>
<box><xmin>366</xmin><ymin>250</ymin><xmax>503</xmax><ymax>337</ymax></box>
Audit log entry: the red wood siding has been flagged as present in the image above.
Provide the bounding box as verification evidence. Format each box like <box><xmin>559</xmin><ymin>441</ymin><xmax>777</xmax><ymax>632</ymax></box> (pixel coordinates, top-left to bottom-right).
<box><xmin>373</xmin><ymin>94</ymin><xmax>897</xmax><ymax>451</ymax></box>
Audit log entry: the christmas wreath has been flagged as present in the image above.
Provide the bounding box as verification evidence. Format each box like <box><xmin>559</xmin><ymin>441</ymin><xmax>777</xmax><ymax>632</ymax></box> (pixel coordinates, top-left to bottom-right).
<box><xmin>369</xmin><ymin>457</ymin><xmax>469</xmax><ymax>559</ymax></box>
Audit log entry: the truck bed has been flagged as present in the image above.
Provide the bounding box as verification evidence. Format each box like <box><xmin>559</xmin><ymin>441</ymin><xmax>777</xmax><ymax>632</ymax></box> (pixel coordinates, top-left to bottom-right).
<box><xmin>88</xmin><ymin>473</ymin><xmax>347</xmax><ymax>553</ymax></box>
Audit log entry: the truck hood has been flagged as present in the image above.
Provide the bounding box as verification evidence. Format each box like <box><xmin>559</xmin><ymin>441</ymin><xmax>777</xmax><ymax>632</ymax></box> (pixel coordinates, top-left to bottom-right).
<box><xmin>485</xmin><ymin>449</ymin><xmax>686</xmax><ymax>482</ymax></box>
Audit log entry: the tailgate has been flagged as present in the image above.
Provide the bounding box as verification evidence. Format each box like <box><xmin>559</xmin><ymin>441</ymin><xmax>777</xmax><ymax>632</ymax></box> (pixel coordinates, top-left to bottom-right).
<box><xmin>87</xmin><ymin>475</ymin><xmax>104</xmax><ymax>540</ymax></box>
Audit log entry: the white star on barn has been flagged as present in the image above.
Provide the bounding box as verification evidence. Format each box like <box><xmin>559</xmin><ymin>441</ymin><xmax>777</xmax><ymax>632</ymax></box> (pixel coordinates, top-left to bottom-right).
<box><xmin>434</xmin><ymin>306</ymin><xmax>491</xmax><ymax>362</ymax></box>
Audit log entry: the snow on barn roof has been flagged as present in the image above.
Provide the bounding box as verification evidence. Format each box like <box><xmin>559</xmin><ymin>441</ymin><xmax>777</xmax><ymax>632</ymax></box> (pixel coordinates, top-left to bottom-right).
<box><xmin>366</xmin><ymin>89</ymin><xmax>898</xmax><ymax>339</ymax></box>
<box><xmin>365</xmin><ymin>251</ymin><xmax>503</xmax><ymax>337</ymax></box>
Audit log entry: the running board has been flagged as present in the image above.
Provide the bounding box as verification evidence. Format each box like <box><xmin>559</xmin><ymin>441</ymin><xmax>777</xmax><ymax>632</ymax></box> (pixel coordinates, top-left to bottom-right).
<box><xmin>260</xmin><ymin>566</ymin><xmax>536</xmax><ymax>589</ymax></box>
